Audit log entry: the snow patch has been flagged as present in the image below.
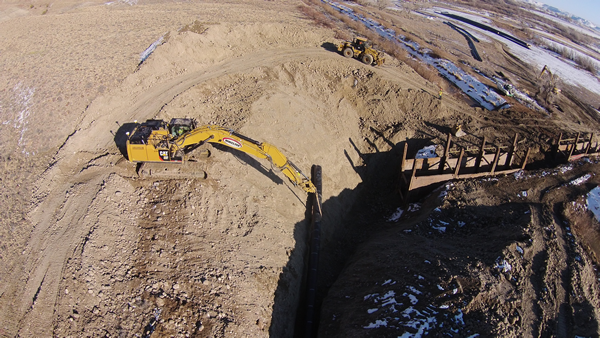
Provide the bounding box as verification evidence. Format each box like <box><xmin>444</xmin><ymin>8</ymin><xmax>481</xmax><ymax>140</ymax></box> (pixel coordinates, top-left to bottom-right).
<box><xmin>140</xmin><ymin>35</ymin><xmax>165</xmax><ymax>63</ymax></box>
<box><xmin>416</xmin><ymin>145</ymin><xmax>438</xmax><ymax>159</ymax></box>
<box><xmin>587</xmin><ymin>186</ymin><xmax>600</xmax><ymax>222</ymax></box>
<box><xmin>388</xmin><ymin>207</ymin><xmax>404</xmax><ymax>222</ymax></box>
<box><xmin>7</xmin><ymin>83</ymin><xmax>35</xmax><ymax>155</ymax></box>
<box><xmin>363</xmin><ymin>319</ymin><xmax>388</xmax><ymax>329</ymax></box>
<box><xmin>495</xmin><ymin>259</ymin><xmax>512</xmax><ymax>273</ymax></box>
<box><xmin>567</xmin><ymin>174</ymin><xmax>592</xmax><ymax>186</ymax></box>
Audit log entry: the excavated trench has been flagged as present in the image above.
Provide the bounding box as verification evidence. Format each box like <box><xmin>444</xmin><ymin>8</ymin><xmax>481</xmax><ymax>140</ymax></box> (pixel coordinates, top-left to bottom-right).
<box><xmin>289</xmin><ymin>130</ymin><xmax>596</xmax><ymax>337</ymax></box>
<box><xmin>285</xmin><ymin>137</ymin><xmax>408</xmax><ymax>337</ymax></box>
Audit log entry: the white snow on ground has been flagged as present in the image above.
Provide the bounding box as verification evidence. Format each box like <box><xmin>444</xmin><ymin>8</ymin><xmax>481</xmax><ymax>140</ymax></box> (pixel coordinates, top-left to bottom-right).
<box><xmin>2</xmin><ymin>83</ymin><xmax>35</xmax><ymax>155</ymax></box>
<box><xmin>361</xmin><ymin>278</ymin><xmax>478</xmax><ymax>336</ymax></box>
<box><xmin>514</xmin><ymin>164</ymin><xmax>576</xmax><ymax>181</ymax></box>
<box><xmin>324</xmin><ymin>0</ymin><xmax>507</xmax><ymax>110</ymax></box>
<box><xmin>416</xmin><ymin>145</ymin><xmax>438</xmax><ymax>159</ymax></box>
<box><xmin>140</xmin><ymin>35</ymin><xmax>165</xmax><ymax>63</ymax></box>
<box><xmin>408</xmin><ymin>203</ymin><xmax>421</xmax><ymax>212</ymax></box>
<box><xmin>494</xmin><ymin>76</ymin><xmax>547</xmax><ymax>112</ymax></box>
<box><xmin>567</xmin><ymin>174</ymin><xmax>593</xmax><ymax>186</ymax></box>
<box><xmin>587</xmin><ymin>186</ymin><xmax>600</xmax><ymax>222</ymax></box>
<box><xmin>495</xmin><ymin>258</ymin><xmax>512</xmax><ymax>273</ymax></box>
<box><xmin>407</xmin><ymin>286</ymin><xmax>422</xmax><ymax>295</ymax></box>
<box><xmin>424</xmin><ymin>7</ymin><xmax>600</xmax><ymax>93</ymax></box>
<box><xmin>430</xmin><ymin>7</ymin><xmax>492</xmax><ymax>26</ymax></box>
<box><xmin>537</xmin><ymin>33</ymin><xmax>600</xmax><ymax>62</ymax></box>
<box><xmin>431</xmin><ymin>224</ymin><xmax>447</xmax><ymax>233</ymax></box>
<box><xmin>363</xmin><ymin>319</ymin><xmax>388</xmax><ymax>328</ymax></box>
<box><xmin>388</xmin><ymin>207</ymin><xmax>404</xmax><ymax>222</ymax></box>
<box><xmin>450</xmin><ymin>22</ymin><xmax>492</xmax><ymax>43</ymax></box>
<box><xmin>105</xmin><ymin>0</ymin><xmax>138</xmax><ymax>5</ymax></box>
<box><xmin>507</xmin><ymin>43</ymin><xmax>600</xmax><ymax>92</ymax></box>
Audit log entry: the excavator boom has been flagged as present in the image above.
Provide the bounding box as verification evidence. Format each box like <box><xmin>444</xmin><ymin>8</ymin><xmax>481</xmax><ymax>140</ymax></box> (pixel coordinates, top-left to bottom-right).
<box><xmin>126</xmin><ymin>119</ymin><xmax>317</xmax><ymax>193</ymax></box>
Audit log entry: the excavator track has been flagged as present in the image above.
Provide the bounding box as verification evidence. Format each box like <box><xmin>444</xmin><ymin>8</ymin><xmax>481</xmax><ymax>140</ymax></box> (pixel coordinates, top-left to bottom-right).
<box><xmin>136</xmin><ymin>162</ymin><xmax>208</xmax><ymax>180</ymax></box>
<box><xmin>135</xmin><ymin>149</ymin><xmax>210</xmax><ymax>180</ymax></box>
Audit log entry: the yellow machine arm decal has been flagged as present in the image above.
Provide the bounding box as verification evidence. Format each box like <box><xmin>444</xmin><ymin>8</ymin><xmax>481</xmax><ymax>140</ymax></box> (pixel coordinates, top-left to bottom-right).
<box><xmin>173</xmin><ymin>125</ymin><xmax>317</xmax><ymax>193</ymax></box>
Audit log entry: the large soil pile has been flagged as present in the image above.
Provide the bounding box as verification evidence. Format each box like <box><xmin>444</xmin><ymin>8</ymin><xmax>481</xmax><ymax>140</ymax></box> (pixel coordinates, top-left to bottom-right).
<box><xmin>1</xmin><ymin>0</ymin><xmax>599</xmax><ymax>337</ymax></box>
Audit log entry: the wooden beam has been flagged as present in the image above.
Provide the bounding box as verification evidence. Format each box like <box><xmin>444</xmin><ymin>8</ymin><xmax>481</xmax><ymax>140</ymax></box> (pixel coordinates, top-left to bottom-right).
<box><xmin>474</xmin><ymin>136</ymin><xmax>486</xmax><ymax>173</ymax></box>
<box><xmin>454</xmin><ymin>148</ymin><xmax>464</xmax><ymax>177</ymax></box>
<box><xmin>568</xmin><ymin>132</ymin><xmax>580</xmax><ymax>161</ymax></box>
<box><xmin>408</xmin><ymin>158</ymin><xmax>422</xmax><ymax>192</ymax></box>
<box><xmin>400</xmin><ymin>142</ymin><xmax>407</xmax><ymax>172</ymax></box>
<box><xmin>440</xmin><ymin>133</ymin><xmax>452</xmax><ymax>173</ymax></box>
<box><xmin>555</xmin><ymin>132</ymin><xmax>563</xmax><ymax>161</ymax></box>
<box><xmin>521</xmin><ymin>148</ymin><xmax>530</xmax><ymax>170</ymax></box>
<box><xmin>506</xmin><ymin>134</ymin><xmax>518</xmax><ymax>168</ymax></box>
<box><xmin>491</xmin><ymin>146</ymin><xmax>501</xmax><ymax>174</ymax></box>
<box><xmin>585</xmin><ymin>134</ymin><xmax>594</xmax><ymax>155</ymax></box>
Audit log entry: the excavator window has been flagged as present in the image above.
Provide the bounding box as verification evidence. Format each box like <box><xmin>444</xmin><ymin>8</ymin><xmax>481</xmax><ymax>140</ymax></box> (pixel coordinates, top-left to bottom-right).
<box><xmin>169</xmin><ymin>118</ymin><xmax>196</xmax><ymax>137</ymax></box>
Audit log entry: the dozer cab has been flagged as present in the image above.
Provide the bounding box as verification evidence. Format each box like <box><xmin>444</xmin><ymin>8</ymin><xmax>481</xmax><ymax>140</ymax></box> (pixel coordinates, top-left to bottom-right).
<box><xmin>338</xmin><ymin>37</ymin><xmax>384</xmax><ymax>66</ymax></box>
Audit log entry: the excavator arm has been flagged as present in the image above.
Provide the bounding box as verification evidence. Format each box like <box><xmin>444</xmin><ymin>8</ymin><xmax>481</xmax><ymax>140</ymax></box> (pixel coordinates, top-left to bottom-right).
<box><xmin>173</xmin><ymin>125</ymin><xmax>316</xmax><ymax>193</ymax></box>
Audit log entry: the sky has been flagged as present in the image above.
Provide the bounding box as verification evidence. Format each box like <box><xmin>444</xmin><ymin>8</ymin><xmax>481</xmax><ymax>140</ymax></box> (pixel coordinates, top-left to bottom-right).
<box><xmin>538</xmin><ymin>0</ymin><xmax>600</xmax><ymax>26</ymax></box>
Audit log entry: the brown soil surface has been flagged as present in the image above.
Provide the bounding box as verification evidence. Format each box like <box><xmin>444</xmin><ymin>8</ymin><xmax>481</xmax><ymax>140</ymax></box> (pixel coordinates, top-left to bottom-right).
<box><xmin>1</xmin><ymin>0</ymin><xmax>599</xmax><ymax>337</ymax></box>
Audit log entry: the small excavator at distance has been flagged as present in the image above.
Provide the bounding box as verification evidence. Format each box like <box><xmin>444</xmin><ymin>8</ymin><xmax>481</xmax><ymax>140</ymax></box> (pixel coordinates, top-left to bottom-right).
<box><xmin>126</xmin><ymin>118</ymin><xmax>317</xmax><ymax>194</ymax></box>
<box><xmin>539</xmin><ymin>65</ymin><xmax>561</xmax><ymax>95</ymax></box>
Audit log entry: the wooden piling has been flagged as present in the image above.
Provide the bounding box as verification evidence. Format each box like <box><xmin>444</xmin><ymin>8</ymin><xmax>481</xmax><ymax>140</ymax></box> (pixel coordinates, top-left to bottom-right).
<box><xmin>474</xmin><ymin>136</ymin><xmax>486</xmax><ymax>173</ymax></box>
<box><xmin>491</xmin><ymin>146</ymin><xmax>501</xmax><ymax>174</ymax></box>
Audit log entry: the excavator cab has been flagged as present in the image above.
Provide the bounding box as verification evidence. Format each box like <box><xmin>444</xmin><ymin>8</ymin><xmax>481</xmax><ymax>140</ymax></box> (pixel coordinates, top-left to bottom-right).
<box><xmin>169</xmin><ymin>118</ymin><xmax>196</xmax><ymax>137</ymax></box>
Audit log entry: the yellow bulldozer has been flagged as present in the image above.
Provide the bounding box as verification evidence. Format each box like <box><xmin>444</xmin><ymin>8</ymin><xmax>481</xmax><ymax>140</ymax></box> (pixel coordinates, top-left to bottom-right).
<box><xmin>338</xmin><ymin>37</ymin><xmax>384</xmax><ymax>66</ymax></box>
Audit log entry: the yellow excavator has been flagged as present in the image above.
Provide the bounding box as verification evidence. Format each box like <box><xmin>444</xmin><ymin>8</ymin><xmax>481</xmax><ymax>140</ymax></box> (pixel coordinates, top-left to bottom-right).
<box><xmin>539</xmin><ymin>65</ymin><xmax>561</xmax><ymax>95</ymax></box>
<box><xmin>126</xmin><ymin>118</ymin><xmax>317</xmax><ymax>193</ymax></box>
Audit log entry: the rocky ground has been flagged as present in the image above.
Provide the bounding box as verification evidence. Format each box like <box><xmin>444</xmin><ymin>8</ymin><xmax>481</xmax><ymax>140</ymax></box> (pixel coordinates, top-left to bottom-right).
<box><xmin>1</xmin><ymin>0</ymin><xmax>600</xmax><ymax>337</ymax></box>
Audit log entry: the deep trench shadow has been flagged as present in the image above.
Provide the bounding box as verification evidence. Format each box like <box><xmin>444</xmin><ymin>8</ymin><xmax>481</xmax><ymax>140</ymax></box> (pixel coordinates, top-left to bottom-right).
<box><xmin>113</xmin><ymin>122</ymin><xmax>139</xmax><ymax>158</ymax></box>
<box><xmin>270</xmin><ymin>134</ymin><xmax>409</xmax><ymax>337</ymax></box>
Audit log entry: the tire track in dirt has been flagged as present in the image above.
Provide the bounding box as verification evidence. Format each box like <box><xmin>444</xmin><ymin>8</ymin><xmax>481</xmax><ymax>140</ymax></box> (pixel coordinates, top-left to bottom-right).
<box><xmin>2</xmin><ymin>47</ymin><xmax>425</xmax><ymax>336</ymax></box>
